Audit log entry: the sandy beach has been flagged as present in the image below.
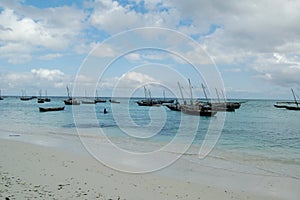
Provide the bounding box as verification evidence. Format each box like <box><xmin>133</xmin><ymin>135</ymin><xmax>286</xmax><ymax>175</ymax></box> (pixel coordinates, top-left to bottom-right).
<box><xmin>1</xmin><ymin>138</ymin><xmax>296</xmax><ymax>200</ymax></box>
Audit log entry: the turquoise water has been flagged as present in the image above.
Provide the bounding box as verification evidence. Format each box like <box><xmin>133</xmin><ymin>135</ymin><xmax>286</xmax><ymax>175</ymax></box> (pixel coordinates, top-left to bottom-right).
<box><xmin>0</xmin><ymin>97</ymin><xmax>299</xmax><ymax>177</ymax></box>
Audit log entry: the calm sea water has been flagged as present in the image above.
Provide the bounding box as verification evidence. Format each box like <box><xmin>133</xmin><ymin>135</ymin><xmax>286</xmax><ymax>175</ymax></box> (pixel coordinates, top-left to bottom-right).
<box><xmin>0</xmin><ymin>97</ymin><xmax>299</xmax><ymax>178</ymax></box>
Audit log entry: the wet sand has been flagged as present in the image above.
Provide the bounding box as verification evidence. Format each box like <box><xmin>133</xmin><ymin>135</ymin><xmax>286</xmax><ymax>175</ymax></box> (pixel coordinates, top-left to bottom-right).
<box><xmin>0</xmin><ymin>139</ymin><xmax>294</xmax><ymax>200</ymax></box>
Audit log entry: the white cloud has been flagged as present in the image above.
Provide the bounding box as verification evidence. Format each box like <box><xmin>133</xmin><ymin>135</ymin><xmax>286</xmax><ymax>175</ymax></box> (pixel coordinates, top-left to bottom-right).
<box><xmin>89</xmin><ymin>0</ymin><xmax>179</xmax><ymax>34</ymax></box>
<box><xmin>0</xmin><ymin>68</ymin><xmax>67</xmax><ymax>91</ymax></box>
<box><xmin>31</xmin><ymin>68</ymin><xmax>64</xmax><ymax>81</ymax></box>
<box><xmin>100</xmin><ymin>71</ymin><xmax>160</xmax><ymax>90</ymax></box>
<box><xmin>251</xmin><ymin>53</ymin><xmax>300</xmax><ymax>87</ymax></box>
<box><xmin>38</xmin><ymin>53</ymin><xmax>63</xmax><ymax>60</ymax></box>
<box><xmin>224</xmin><ymin>68</ymin><xmax>241</xmax><ymax>73</ymax></box>
<box><xmin>125</xmin><ymin>53</ymin><xmax>141</xmax><ymax>62</ymax></box>
<box><xmin>0</xmin><ymin>3</ymin><xmax>86</xmax><ymax>63</ymax></box>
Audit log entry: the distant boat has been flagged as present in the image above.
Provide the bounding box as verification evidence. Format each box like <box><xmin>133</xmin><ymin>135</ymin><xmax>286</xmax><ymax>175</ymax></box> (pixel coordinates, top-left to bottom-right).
<box><xmin>274</xmin><ymin>88</ymin><xmax>300</xmax><ymax>110</ymax></box>
<box><xmin>285</xmin><ymin>106</ymin><xmax>300</xmax><ymax>110</ymax></box>
<box><xmin>274</xmin><ymin>104</ymin><xmax>287</xmax><ymax>108</ymax></box>
<box><xmin>20</xmin><ymin>90</ymin><xmax>34</xmax><ymax>101</ymax></box>
<box><xmin>64</xmin><ymin>85</ymin><xmax>80</xmax><ymax>105</ymax></box>
<box><xmin>157</xmin><ymin>90</ymin><xmax>175</xmax><ymax>104</ymax></box>
<box><xmin>44</xmin><ymin>90</ymin><xmax>51</xmax><ymax>102</ymax></box>
<box><xmin>178</xmin><ymin>80</ymin><xmax>217</xmax><ymax>117</ymax></box>
<box><xmin>94</xmin><ymin>90</ymin><xmax>106</xmax><ymax>103</ymax></box>
<box><xmin>181</xmin><ymin>105</ymin><xmax>217</xmax><ymax>116</ymax></box>
<box><xmin>39</xmin><ymin>106</ymin><xmax>65</xmax><ymax>112</ymax></box>
<box><xmin>82</xmin><ymin>100</ymin><xmax>96</xmax><ymax>104</ymax></box>
<box><xmin>81</xmin><ymin>89</ymin><xmax>96</xmax><ymax>104</ymax></box>
<box><xmin>109</xmin><ymin>99</ymin><xmax>120</xmax><ymax>104</ymax></box>
<box><xmin>0</xmin><ymin>89</ymin><xmax>3</xmax><ymax>100</ymax></box>
<box><xmin>37</xmin><ymin>89</ymin><xmax>45</xmax><ymax>103</ymax></box>
<box><xmin>137</xmin><ymin>100</ymin><xmax>161</xmax><ymax>106</ymax></box>
<box><xmin>165</xmin><ymin>99</ymin><xmax>181</xmax><ymax>111</ymax></box>
<box><xmin>136</xmin><ymin>86</ymin><xmax>161</xmax><ymax>106</ymax></box>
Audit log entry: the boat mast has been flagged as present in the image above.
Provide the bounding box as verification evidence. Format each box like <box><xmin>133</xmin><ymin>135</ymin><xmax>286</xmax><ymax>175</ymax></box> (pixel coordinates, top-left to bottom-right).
<box><xmin>188</xmin><ymin>79</ymin><xmax>193</xmax><ymax>105</ymax></box>
<box><xmin>215</xmin><ymin>88</ymin><xmax>221</xmax><ymax>103</ymax></box>
<box><xmin>201</xmin><ymin>84</ymin><xmax>209</xmax><ymax>103</ymax></box>
<box><xmin>148</xmin><ymin>89</ymin><xmax>152</xmax><ymax>100</ymax></box>
<box><xmin>66</xmin><ymin>85</ymin><xmax>70</xmax><ymax>98</ymax></box>
<box><xmin>178</xmin><ymin>82</ymin><xmax>186</xmax><ymax>105</ymax></box>
<box><xmin>163</xmin><ymin>90</ymin><xmax>165</xmax><ymax>101</ymax></box>
<box><xmin>221</xmin><ymin>90</ymin><xmax>227</xmax><ymax>103</ymax></box>
<box><xmin>291</xmin><ymin>88</ymin><xmax>298</xmax><ymax>107</ymax></box>
<box><xmin>143</xmin><ymin>86</ymin><xmax>148</xmax><ymax>100</ymax></box>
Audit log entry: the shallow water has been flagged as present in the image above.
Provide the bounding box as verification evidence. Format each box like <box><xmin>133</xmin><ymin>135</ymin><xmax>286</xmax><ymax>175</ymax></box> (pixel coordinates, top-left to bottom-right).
<box><xmin>0</xmin><ymin>97</ymin><xmax>299</xmax><ymax>179</ymax></box>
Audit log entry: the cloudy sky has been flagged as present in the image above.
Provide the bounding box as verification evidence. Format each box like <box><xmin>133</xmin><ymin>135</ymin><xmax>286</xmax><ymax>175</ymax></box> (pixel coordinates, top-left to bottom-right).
<box><xmin>0</xmin><ymin>0</ymin><xmax>300</xmax><ymax>99</ymax></box>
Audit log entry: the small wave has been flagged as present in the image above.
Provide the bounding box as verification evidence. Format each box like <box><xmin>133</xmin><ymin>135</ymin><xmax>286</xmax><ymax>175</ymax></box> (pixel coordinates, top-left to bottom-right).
<box><xmin>61</xmin><ymin>123</ymin><xmax>118</xmax><ymax>129</ymax></box>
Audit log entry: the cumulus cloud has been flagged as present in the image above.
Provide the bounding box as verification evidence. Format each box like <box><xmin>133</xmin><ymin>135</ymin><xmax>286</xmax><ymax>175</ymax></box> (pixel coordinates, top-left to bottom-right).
<box><xmin>89</xmin><ymin>0</ymin><xmax>179</xmax><ymax>34</ymax></box>
<box><xmin>0</xmin><ymin>2</ymin><xmax>86</xmax><ymax>63</ymax></box>
<box><xmin>252</xmin><ymin>53</ymin><xmax>300</xmax><ymax>87</ymax></box>
<box><xmin>31</xmin><ymin>68</ymin><xmax>65</xmax><ymax>81</ymax></box>
<box><xmin>0</xmin><ymin>68</ymin><xmax>67</xmax><ymax>90</ymax></box>
<box><xmin>38</xmin><ymin>53</ymin><xmax>63</xmax><ymax>60</ymax></box>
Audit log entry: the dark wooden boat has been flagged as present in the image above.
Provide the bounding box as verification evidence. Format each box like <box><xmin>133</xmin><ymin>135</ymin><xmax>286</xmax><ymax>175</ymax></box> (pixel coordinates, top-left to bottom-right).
<box><xmin>109</xmin><ymin>99</ymin><xmax>120</xmax><ymax>104</ymax></box>
<box><xmin>94</xmin><ymin>90</ymin><xmax>106</xmax><ymax>103</ymax></box>
<box><xmin>166</xmin><ymin>104</ymin><xmax>181</xmax><ymax>111</ymax></box>
<box><xmin>178</xmin><ymin>80</ymin><xmax>217</xmax><ymax>117</ymax></box>
<box><xmin>82</xmin><ymin>100</ymin><xmax>96</xmax><ymax>104</ymax></box>
<box><xmin>20</xmin><ymin>97</ymin><xmax>34</xmax><ymax>101</ymax></box>
<box><xmin>38</xmin><ymin>98</ymin><xmax>45</xmax><ymax>103</ymax></box>
<box><xmin>64</xmin><ymin>86</ymin><xmax>80</xmax><ymax>105</ymax></box>
<box><xmin>165</xmin><ymin>100</ymin><xmax>181</xmax><ymax>111</ymax></box>
<box><xmin>181</xmin><ymin>105</ymin><xmax>217</xmax><ymax>116</ymax></box>
<box><xmin>136</xmin><ymin>100</ymin><xmax>161</xmax><ymax>106</ymax></box>
<box><xmin>0</xmin><ymin>89</ymin><xmax>3</xmax><ymax>100</ymax></box>
<box><xmin>285</xmin><ymin>106</ymin><xmax>300</xmax><ymax>110</ymax></box>
<box><xmin>275</xmin><ymin>89</ymin><xmax>300</xmax><ymax>111</ymax></box>
<box><xmin>64</xmin><ymin>98</ymin><xmax>80</xmax><ymax>105</ymax></box>
<box><xmin>44</xmin><ymin>90</ymin><xmax>51</xmax><ymax>102</ymax></box>
<box><xmin>137</xmin><ymin>86</ymin><xmax>161</xmax><ymax>106</ymax></box>
<box><xmin>39</xmin><ymin>106</ymin><xmax>65</xmax><ymax>112</ymax></box>
<box><xmin>274</xmin><ymin>104</ymin><xmax>288</xmax><ymax>108</ymax></box>
<box><xmin>95</xmin><ymin>99</ymin><xmax>106</xmax><ymax>103</ymax></box>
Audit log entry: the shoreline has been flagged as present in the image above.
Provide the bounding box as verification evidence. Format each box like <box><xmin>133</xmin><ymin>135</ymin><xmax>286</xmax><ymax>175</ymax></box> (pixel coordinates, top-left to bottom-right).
<box><xmin>1</xmin><ymin>138</ymin><xmax>297</xmax><ymax>199</ymax></box>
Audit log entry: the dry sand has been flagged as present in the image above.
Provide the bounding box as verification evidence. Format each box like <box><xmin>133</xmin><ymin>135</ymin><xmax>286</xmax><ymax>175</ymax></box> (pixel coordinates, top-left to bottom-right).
<box><xmin>0</xmin><ymin>139</ymin><xmax>294</xmax><ymax>200</ymax></box>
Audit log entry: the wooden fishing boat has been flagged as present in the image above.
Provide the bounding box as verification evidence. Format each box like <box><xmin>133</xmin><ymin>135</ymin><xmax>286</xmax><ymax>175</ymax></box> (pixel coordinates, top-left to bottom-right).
<box><xmin>274</xmin><ymin>104</ymin><xmax>287</xmax><ymax>108</ymax></box>
<box><xmin>136</xmin><ymin>100</ymin><xmax>161</xmax><ymax>106</ymax></box>
<box><xmin>64</xmin><ymin>86</ymin><xmax>80</xmax><ymax>105</ymax></box>
<box><xmin>64</xmin><ymin>98</ymin><xmax>80</xmax><ymax>105</ymax></box>
<box><xmin>44</xmin><ymin>90</ymin><xmax>51</xmax><ymax>102</ymax></box>
<box><xmin>109</xmin><ymin>99</ymin><xmax>120</xmax><ymax>104</ymax></box>
<box><xmin>275</xmin><ymin>89</ymin><xmax>300</xmax><ymax>110</ymax></box>
<box><xmin>82</xmin><ymin>100</ymin><xmax>96</xmax><ymax>104</ymax></box>
<box><xmin>137</xmin><ymin>86</ymin><xmax>161</xmax><ymax>106</ymax></box>
<box><xmin>0</xmin><ymin>89</ymin><xmax>3</xmax><ymax>100</ymax></box>
<box><xmin>95</xmin><ymin>99</ymin><xmax>106</xmax><ymax>103</ymax></box>
<box><xmin>94</xmin><ymin>90</ymin><xmax>106</xmax><ymax>103</ymax></box>
<box><xmin>181</xmin><ymin>105</ymin><xmax>217</xmax><ymax>116</ymax></box>
<box><xmin>39</xmin><ymin>106</ymin><xmax>65</xmax><ymax>112</ymax></box>
<box><xmin>285</xmin><ymin>106</ymin><xmax>300</xmax><ymax>110</ymax></box>
<box><xmin>165</xmin><ymin>99</ymin><xmax>181</xmax><ymax>111</ymax></box>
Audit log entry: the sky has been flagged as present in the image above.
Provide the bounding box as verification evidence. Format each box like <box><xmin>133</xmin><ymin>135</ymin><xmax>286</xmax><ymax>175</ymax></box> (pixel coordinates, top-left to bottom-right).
<box><xmin>0</xmin><ymin>0</ymin><xmax>300</xmax><ymax>99</ymax></box>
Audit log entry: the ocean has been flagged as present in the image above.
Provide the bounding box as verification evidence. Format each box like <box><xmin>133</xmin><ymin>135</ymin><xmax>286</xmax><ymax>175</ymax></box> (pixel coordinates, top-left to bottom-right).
<box><xmin>0</xmin><ymin>97</ymin><xmax>299</xmax><ymax>182</ymax></box>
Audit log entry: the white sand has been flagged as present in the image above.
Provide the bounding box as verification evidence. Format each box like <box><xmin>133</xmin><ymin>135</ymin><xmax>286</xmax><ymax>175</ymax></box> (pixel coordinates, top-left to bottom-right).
<box><xmin>0</xmin><ymin>139</ymin><xmax>297</xmax><ymax>200</ymax></box>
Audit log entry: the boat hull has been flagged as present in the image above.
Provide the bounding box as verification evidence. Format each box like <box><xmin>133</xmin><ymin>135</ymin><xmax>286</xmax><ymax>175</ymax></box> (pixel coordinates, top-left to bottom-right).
<box><xmin>39</xmin><ymin>106</ymin><xmax>65</xmax><ymax>112</ymax></box>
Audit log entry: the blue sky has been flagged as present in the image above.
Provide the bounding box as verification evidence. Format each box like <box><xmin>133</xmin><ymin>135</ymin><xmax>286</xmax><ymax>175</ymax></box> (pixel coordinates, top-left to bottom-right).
<box><xmin>0</xmin><ymin>0</ymin><xmax>300</xmax><ymax>99</ymax></box>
